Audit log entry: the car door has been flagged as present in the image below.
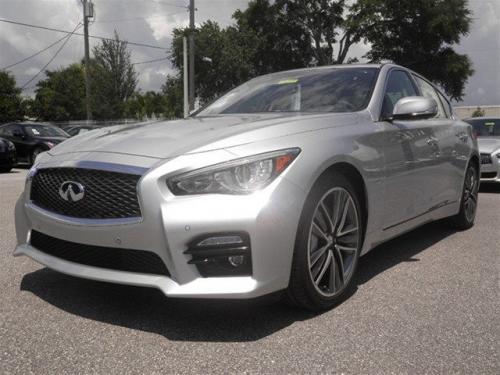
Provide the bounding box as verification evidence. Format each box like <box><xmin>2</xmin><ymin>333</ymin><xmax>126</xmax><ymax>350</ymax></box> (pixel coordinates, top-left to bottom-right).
<box><xmin>377</xmin><ymin>69</ymin><xmax>442</xmax><ymax>230</ymax></box>
<box><xmin>10</xmin><ymin>124</ymin><xmax>32</xmax><ymax>161</ymax></box>
<box><xmin>412</xmin><ymin>75</ymin><xmax>461</xmax><ymax>207</ymax></box>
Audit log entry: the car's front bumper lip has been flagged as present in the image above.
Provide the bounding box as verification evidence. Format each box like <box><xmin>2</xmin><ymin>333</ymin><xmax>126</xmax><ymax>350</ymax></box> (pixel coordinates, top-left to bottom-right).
<box><xmin>13</xmin><ymin>243</ymin><xmax>272</xmax><ymax>298</ymax></box>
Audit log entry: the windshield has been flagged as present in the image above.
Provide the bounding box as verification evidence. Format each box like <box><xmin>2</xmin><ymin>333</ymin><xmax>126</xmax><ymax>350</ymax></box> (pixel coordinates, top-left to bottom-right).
<box><xmin>466</xmin><ymin>118</ymin><xmax>500</xmax><ymax>137</ymax></box>
<box><xmin>25</xmin><ymin>125</ymin><xmax>68</xmax><ymax>138</ymax></box>
<box><xmin>197</xmin><ymin>68</ymin><xmax>378</xmax><ymax>116</ymax></box>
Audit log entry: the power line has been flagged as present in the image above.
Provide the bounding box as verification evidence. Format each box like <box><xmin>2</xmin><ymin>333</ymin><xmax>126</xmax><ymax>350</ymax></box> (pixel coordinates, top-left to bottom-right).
<box><xmin>94</xmin><ymin>11</ymin><xmax>187</xmax><ymax>24</ymax></box>
<box><xmin>132</xmin><ymin>57</ymin><xmax>169</xmax><ymax>65</ymax></box>
<box><xmin>0</xmin><ymin>18</ymin><xmax>167</xmax><ymax>50</ymax></box>
<box><xmin>21</xmin><ymin>22</ymin><xmax>82</xmax><ymax>90</ymax></box>
<box><xmin>1</xmin><ymin>31</ymin><xmax>77</xmax><ymax>71</ymax></box>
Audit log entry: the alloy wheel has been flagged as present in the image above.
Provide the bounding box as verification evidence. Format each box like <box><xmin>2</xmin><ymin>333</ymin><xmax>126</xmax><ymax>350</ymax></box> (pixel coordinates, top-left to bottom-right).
<box><xmin>307</xmin><ymin>187</ymin><xmax>360</xmax><ymax>297</ymax></box>
<box><xmin>463</xmin><ymin>165</ymin><xmax>478</xmax><ymax>222</ymax></box>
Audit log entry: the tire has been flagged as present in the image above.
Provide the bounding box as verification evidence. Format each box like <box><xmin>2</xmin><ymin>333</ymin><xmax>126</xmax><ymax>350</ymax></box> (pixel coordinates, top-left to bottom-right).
<box><xmin>286</xmin><ymin>173</ymin><xmax>364</xmax><ymax>311</ymax></box>
<box><xmin>448</xmin><ymin>160</ymin><xmax>479</xmax><ymax>230</ymax></box>
<box><xmin>30</xmin><ymin>147</ymin><xmax>44</xmax><ymax>166</ymax></box>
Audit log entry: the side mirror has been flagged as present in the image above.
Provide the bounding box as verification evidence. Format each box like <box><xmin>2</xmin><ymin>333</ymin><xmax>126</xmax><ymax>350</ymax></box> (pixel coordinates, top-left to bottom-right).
<box><xmin>392</xmin><ymin>96</ymin><xmax>438</xmax><ymax>120</ymax></box>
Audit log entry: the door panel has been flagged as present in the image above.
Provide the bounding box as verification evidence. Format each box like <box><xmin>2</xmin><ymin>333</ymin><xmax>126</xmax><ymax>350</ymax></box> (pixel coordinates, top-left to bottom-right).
<box><xmin>380</xmin><ymin>120</ymin><xmax>441</xmax><ymax>229</ymax></box>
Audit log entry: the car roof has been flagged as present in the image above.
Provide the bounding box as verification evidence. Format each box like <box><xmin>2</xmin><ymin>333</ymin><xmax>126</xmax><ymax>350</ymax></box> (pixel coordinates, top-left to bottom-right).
<box><xmin>250</xmin><ymin>63</ymin><xmax>388</xmax><ymax>82</ymax></box>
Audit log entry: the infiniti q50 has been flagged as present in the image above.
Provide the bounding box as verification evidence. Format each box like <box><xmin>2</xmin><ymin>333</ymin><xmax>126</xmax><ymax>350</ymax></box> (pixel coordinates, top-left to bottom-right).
<box><xmin>14</xmin><ymin>64</ymin><xmax>479</xmax><ymax>310</ymax></box>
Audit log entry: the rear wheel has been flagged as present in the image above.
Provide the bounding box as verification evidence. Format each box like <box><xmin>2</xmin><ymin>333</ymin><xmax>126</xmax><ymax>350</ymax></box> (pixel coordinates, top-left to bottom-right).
<box><xmin>287</xmin><ymin>173</ymin><xmax>363</xmax><ymax>310</ymax></box>
<box><xmin>448</xmin><ymin>161</ymin><xmax>479</xmax><ymax>230</ymax></box>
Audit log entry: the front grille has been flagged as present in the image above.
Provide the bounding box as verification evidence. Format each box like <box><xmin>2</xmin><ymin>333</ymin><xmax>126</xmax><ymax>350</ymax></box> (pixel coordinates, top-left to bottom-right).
<box><xmin>481</xmin><ymin>172</ymin><xmax>497</xmax><ymax>179</ymax></box>
<box><xmin>30</xmin><ymin>168</ymin><xmax>142</xmax><ymax>219</ymax></box>
<box><xmin>30</xmin><ymin>231</ymin><xmax>170</xmax><ymax>276</ymax></box>
<box><xmin>480</xmin><ymin>153</ymin><xmax>492</xmax><ymax>164</ymax></box>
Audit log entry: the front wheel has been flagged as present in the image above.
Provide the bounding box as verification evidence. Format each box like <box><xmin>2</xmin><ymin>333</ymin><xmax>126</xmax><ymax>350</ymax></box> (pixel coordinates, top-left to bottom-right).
<box><xmin>286</xmin><ymin>173</ymin><xmax>364</xmax><ymax>310</ymax></box>
<box><xmin>448</xmin><ymin>161</ymin><xmax>479</xmax><ymax>230</ymax></box>
<box><xmin>30</xmin><ymin>147</ymin><xmax>44</xmax><ymax>166</ymax></box>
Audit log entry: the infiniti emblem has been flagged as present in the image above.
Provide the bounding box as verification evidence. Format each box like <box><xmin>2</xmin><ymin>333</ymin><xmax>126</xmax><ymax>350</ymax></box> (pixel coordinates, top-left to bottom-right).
<box><xmin>59</xmin><ymin>181</ymin><xmax>85</xmax><ymax>202</ymax></box>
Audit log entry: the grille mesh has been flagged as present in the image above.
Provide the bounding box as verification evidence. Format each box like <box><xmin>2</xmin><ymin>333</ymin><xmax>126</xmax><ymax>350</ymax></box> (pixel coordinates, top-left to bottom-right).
<box><xmin>30</xmin><ymin>231</ymin><xmax>170</xmax><ymax>276</ymax></box>
<box><xmin>30</xmin><ymin>168</ymin><xmax>141</xmax><ymax>219</ymax></box>
<box><xmin>480</xmin><ymin>153</ymin><xmax>492</xmax><ymax>165</ymax></box>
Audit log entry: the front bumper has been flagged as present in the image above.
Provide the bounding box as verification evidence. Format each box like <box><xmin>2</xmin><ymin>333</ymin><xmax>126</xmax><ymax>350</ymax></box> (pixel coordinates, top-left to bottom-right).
<box><xmin>14</xmin><ymin>152</ymin><xmax>306</xmax><ymax>299</ymax></box>
<box><xmin>480</xmin><ymin>152</ymin><xmax>500</xmax><ymax>183</ymax></box>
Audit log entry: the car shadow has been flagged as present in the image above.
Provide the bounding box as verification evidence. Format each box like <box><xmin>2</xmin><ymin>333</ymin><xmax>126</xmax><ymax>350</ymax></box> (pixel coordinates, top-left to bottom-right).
<box><xmin>20</xmin><ymin>221</ymin><xmax>455</xmax><ymax>342</ymax></box>
<box><xmin>479</xmin><ymin>183</ymin><xmax>500</xmax><ymax>194</ymax></box>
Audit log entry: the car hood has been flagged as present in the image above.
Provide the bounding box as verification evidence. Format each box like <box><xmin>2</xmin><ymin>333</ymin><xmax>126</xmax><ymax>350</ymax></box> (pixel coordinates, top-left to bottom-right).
<box><xmin>478</xmin><ymin>137</ymin><xmax>500</xmax><ymax>154</ymax></box>
<box><xmin>49</xmin><ymin>113</ymin><xmax>360</xmax><ymax>159</ymax></box>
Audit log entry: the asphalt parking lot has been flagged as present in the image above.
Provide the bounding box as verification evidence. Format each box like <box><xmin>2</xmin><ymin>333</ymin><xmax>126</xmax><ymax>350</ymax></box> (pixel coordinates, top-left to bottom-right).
<box><xmin>0</xmin><ymin>168</ymin><xmax>498</xmax><ymax>374</ymax></box>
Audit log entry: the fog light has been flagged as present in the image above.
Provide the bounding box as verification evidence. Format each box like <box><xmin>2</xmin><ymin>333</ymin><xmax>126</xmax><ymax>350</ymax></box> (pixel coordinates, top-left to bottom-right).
<box><xmin>228</xmin><ymin>255</ymin><xmax>245</xmax><ymax>267</ymax></box>
<box><xmin>185</xmin><ymin>232</ymin><xmax>252</xmax><ymax>277</ymax></box>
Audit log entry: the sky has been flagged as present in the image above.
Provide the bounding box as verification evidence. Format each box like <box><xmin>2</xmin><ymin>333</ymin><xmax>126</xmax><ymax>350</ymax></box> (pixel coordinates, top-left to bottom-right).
<box><xmin>0</xmin><ymin>0</ymin><xmax>498</xmax><ymax>106</ymax></box>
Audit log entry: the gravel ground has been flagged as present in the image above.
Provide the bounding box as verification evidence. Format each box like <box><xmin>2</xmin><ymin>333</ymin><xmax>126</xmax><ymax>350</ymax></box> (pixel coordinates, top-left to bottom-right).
<box><xmin>1</xmin><ymin>168</ymin><xmax>499</xmax><ymax>374</ymax></box>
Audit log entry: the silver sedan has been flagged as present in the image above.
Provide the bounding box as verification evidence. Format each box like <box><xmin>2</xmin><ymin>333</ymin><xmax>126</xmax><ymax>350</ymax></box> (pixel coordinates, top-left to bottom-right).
<box><xmin>464</xmin><ymin>117</ymin><xmax>500</xmax><ymax>183</ymax></box>
<box><xmin>14</xmin><ymin>64</ymin><xmax>479</xmax><ymax>310</ymax></box>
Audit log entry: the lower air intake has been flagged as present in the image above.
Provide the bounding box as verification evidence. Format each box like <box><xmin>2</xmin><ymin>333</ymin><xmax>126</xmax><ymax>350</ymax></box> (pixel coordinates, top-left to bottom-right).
<box><xmin>30</xmin><ymin>230</ymin><xmax>170</xmax><ymax>276</ymax></box>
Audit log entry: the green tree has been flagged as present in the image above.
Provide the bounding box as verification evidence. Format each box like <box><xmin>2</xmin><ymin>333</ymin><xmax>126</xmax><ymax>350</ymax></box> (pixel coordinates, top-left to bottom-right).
<box><xmin>0</xmin><ymin>71</ymin><xmax>24</xmax><ymax>123</ymax></box>
<box><xmin>161</xmin><ymin>75</ymin><xmax>183</xmax><ymax>118</ymax></box>
<box><xmin>471</xmin><ymin>106</ymin><xmax>485</xmax><ymax>118</ymax></box>
<box><xmin>352</xmin><ymin>0</ymin><xmax>473</xmax><ymax>100</ymax></box>
<box><xmin>32</xmin><ymin>64</ymin><xmax>86</xmax><ymax>121</ymax></box>
<box><xmin>125</xmin><ymin>91</ymin><xmax>167</xmax><ymax>119</ymax></box>
<box><xmin>91</xmin><ymin>32</ymin><xmax>138</xmax><ymax>119</ymax></box>
<box><xmin>171</xmin><ymin>21</ymin><xmax>256</xmax><ymax>103</ymax></box>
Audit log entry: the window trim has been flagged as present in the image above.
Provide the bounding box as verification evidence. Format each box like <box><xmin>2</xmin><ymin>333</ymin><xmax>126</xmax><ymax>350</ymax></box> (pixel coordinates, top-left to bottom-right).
<box><xmin>378</xmin><ymin>67</ymin><xmax>420</xmax><ymax>121</ymax></box>
<box><xmin>411</xmin><ymin>73</ymin><xmax>451</xmax><ymax>119</ymax></box>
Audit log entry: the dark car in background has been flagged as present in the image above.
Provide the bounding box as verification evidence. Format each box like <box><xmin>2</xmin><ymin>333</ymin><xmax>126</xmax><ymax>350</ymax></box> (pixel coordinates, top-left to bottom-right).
<box><xmin>0</xmin><ymin>137</ymin><xmax>17</xmax><ymax>173</ymax></box>
<box><xmin>65</xmin><ymin>125</ymin><xmax>101</xmax><ymax>137</ymax></box>
<box><xmin>0</xmin><ymin>122</ymin><xmax>69</xmax><ymax>166</ymax></box>
<box><xmin>464</xmin><ymin>117</ymin><xmax>500</xmax><ymax>183</ymax></box>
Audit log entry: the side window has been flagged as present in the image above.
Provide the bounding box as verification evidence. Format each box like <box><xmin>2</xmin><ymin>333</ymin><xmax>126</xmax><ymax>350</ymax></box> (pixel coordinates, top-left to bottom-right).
<box><xmin>413</xmin><ymin>75</ymin><xmax>446</xmax><ymax>118</ymax></box>
<box><xmin>381</xmin><ymin>70</ymin><xmax>418</xmax><ymax>119</ymax></box>
<box><xmin>0</xmin><ymin>125</ymin><xmax>14</xmax><ymax>136</ymax></box>
<box><xmin>437</xmin><ymin>90</ymin><xmax>452</xmax><ymax>118</ymax></box>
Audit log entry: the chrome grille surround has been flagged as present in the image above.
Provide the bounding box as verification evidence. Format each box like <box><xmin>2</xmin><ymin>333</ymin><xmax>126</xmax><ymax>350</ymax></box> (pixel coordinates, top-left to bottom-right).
<box><xmin>30</xmin><ymin>167</ymin><xmax>142</xmax><ymax>219</ymax></box>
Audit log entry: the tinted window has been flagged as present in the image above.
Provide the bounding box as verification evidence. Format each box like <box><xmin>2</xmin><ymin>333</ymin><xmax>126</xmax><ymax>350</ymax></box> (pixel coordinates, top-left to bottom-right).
<box><xmin>413</xmin><ymin>75</ymin><xmax>446</xmax><ymax>118</ymax></box>
<box><xmin>381</xmin><ymin>70</ymin><xmax>418</xmax><ymax>119</ymax></box>
<box><xmin>0</xmin><ymin>125</ymin><xmax>17</xmax><ymax>136</ymax></box>
<box><xmin>465</xmin><ymin>118</ymin><xmax>500</xmax><ymax>137</ymax></box>
<box><xmin>24</xmin><ymin>125</ymin><xmax>68</xmax><ymax>137</ymax></box>
<box><xmin>437</xmin><ymin>91</ymin><xmax>452</xmax><ymax>118</ymax></box>
<box><xmin>198</xmin><ymin>68</ymin><xmax>378</xmax><ymax>115</ymax></box>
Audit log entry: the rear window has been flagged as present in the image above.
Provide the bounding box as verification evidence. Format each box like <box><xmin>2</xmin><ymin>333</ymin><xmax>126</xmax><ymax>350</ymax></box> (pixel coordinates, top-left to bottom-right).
<box><xmin>465</xmin><ymin>119</ymin><xmax>500</xmax><ymax>137</ymax></box>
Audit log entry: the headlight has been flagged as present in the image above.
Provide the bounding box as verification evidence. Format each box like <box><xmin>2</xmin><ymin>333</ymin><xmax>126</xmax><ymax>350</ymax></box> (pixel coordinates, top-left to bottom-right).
<box><xmin>8</xmin><ymin>141</ymin><xmax>15</xmax><ymax>150</ymax></box>
<box><xmin>168</xmin><ymin>148</ymin><xmax>301</xmax><ymax>195</ymax></box>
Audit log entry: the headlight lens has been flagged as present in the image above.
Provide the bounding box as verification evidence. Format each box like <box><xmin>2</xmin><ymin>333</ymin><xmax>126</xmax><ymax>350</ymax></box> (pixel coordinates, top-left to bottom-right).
<box><xmin>168</xmin><ymin>148</ymin><xmax>300</xmax><ymax>195</ymax></box>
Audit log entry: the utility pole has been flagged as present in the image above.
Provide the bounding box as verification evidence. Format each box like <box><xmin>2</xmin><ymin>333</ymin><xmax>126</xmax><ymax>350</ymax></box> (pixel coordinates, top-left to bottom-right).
<box><xmin>183</xmin><ymin>37</ymin><xmax>189</xmax><ymax>118</ymax></box>
<box><xmin>82</xmin><ymin>0</ymin><xmax>93</xmax><ymax>121</ymax></box>
<box><xmin>188</xmin><ymin>0</ymin><xmax>195</xmax><ymax>112</ymax></box>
